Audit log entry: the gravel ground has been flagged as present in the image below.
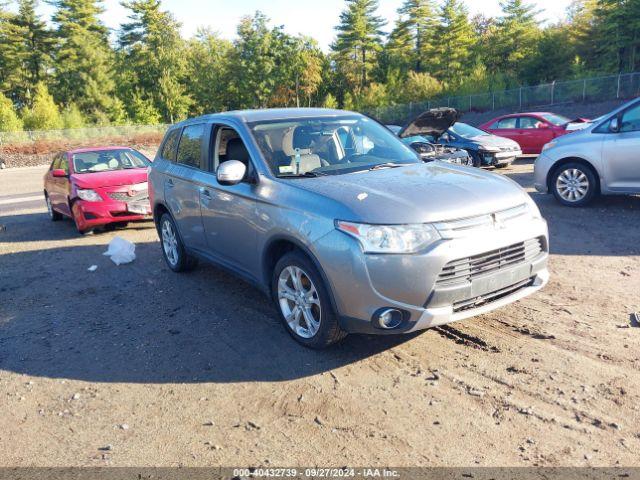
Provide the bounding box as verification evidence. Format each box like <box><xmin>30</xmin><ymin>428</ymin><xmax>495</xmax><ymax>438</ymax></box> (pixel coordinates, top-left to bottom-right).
<box><xmin>0</xmin><ymin>160</ymin><xmax>639</xmax><ymax>467</ymax></box>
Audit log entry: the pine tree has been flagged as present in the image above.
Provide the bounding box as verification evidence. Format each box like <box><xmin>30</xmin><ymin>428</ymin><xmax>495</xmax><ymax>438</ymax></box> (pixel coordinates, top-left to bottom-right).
<box><xmin>22</xmin><ymin>82</ymin><xmax>63</xmax><ymax>130</ymax></box>
<box><xmin>491</xmin><ymin>0</ymin><xmax>541</xmax><ymax>80</ymax></box>
<box><xmin>50</xmin><ymin>0</ymin><xmax>122</xmax><ymax>122</ymax></box>
<box><xmin>332</xmin><ymin>0</ymin><xmax>386</xmax><ymax>91</ymax></box>
<box><xmin>0</xmin><ymin>93</ymin><xmax>22</xmax><ymax>131</ymax></box>
<box><xmin>119</xmin><ymin>0</ymin><xmax>190</xmax><ymax>122</ymax></box>
<box><xmin>6</xmin><ymin>0</ymin><xmax>53</xmax><ymax>108</ymax></box>
<box><xmin>0</xmin><ymin>4</ymin><xmax>21</xmax><ymax>100</ymax></box>
<box><xmin>433</xmin><ymin>0</ymin><xmax>475</xmax><ymax>86</ymax></box>
<box><xmin>388</xmin><ymin>0</ymin><xmax>437</xmax><ymax>74</ymax></box>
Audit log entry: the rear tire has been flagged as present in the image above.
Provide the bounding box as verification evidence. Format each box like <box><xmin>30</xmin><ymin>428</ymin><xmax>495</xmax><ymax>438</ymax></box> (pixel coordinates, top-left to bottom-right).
<box><xmin>550</xmin><ymin>162</ymin><xmax>597</xmax><ymax>207</ymax></box>
<box><xmin>494</xmin><ymin>163</ymin><xmax>509</xmax><ymax>169</ymax></box>
<box><xmin>159</xmin><ymin>213</ymin><xmax>198</xmax><ymax>272</ymax></box>
<box><xmin>44</xmin><ymin>193</ymin><xmax>62</xmax><ymax>221</ymax></box>
<box><xmin>271</xmin><ymin>251</ymin><xmax>346</xmax><ymax>349</ymax></box>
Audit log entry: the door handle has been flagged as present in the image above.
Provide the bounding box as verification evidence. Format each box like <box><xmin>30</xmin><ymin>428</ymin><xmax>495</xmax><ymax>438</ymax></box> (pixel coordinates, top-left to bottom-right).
<box><xmin>199</xmin><ymin>187</ymin><xmax>211</xmax><ymax>198</ymax></box>
<box><xmin>166</xmin><ymin>179</ymin><xmax>174</xmax><ymax>188</ymax></box>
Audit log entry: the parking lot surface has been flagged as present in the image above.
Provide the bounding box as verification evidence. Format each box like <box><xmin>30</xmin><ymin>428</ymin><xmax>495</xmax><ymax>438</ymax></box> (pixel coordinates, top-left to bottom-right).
<box><xmin>0</xmin><ymin>160</ymin><xmax>639</xmax><ymax>466</ymax></box>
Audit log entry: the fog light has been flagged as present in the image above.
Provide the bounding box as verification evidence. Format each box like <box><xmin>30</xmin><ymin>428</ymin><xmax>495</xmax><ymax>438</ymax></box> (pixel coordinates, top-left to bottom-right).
<box><xmin>376</xmin><ymin>308</ymin><xmax>403</xmax><ymax>329</ymax></box>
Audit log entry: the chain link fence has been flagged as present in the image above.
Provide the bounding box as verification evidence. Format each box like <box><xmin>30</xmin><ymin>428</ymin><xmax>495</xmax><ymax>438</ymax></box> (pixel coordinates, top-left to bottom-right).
<box><xmin>0</xmin><ymin>124</ymin><xmax>169</xmax><ymax>148</ymax></box>
<box><xmin>368</xmin><ymin>72</ymin><xmax>640</xmax><ymax>124</ymax></box>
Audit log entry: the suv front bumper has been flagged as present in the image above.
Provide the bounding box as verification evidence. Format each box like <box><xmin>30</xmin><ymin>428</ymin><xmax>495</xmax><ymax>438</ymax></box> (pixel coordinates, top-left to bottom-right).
<box><xmin>313</xmin><ymin>216</ymin><xmax>549</xmax><ymax>335</ymax></box>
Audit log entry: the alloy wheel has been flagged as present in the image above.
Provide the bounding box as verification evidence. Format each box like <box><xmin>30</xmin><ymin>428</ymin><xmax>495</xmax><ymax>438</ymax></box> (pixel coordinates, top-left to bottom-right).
<box><xmin>556</xmin><ymin>168</ymin><xmax>589</xmax><ymax>202</ymax></box>
<box><xmin>162</xmin><ymin>219</ymin><xmax>179</xmax><ymax>267</ymax></box>
<box><xmin>277</xmin><ymin>266</ymin><xmax>321</xmax><ymax>339</ymax></box>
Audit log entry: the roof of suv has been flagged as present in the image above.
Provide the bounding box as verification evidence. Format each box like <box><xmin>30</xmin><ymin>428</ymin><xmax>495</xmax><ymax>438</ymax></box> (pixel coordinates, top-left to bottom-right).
<box><xmin>174</xmin><ymin>108</ymin><xmax>357</xmax><ymax>128</ymax></box>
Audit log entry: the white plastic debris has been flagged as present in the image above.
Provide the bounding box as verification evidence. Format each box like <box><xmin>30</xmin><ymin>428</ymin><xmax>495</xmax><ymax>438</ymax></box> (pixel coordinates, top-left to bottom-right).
<box><xmin>87</xmin><ymin>265</ymin><xmax>98</xmax><ymax>272</ymax></box>
<box><xmin>103</xmin><ymin>236</ymin><xmax>136</xmax><ymax>265</ymax></box>
<box><xmin>357</xmin><ymin>192</ymin><xmax>368</xmax><ymax>201</ymax></box>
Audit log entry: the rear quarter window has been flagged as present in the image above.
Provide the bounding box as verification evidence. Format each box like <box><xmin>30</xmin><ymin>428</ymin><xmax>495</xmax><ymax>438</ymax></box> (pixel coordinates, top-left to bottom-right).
<box><xmin>161</xmin><ymin>128</ymin><xmax>181</xmax><ymax>161</ymax></box>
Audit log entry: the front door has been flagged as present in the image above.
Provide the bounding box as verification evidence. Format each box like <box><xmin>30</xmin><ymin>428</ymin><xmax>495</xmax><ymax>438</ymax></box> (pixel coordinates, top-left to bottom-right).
<box><xmin>199</xmin><ymin>125</ymin><xmax>259</xmax><ymax>279</ymax></box>
<box><xmin>602</xmin><ymin>102</ymin><xmax>640</xmax><ymax>192</ymax></box>
<box><xmin>518</xmin><ymin>116</ymin><xmax>554</xmax><ymax>154</ymax></box>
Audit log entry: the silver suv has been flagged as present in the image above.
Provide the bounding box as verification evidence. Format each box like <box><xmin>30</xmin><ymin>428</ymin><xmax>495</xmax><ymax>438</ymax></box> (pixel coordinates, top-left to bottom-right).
<box><xmin>534</xmin><ymin>97</ymin><xmax>640</xmax><ymax>206</ymax></box>
<box><xmin>149</xmin><ymin>109</ymin><xmax>549</xmax><ymax>348</ymax></box>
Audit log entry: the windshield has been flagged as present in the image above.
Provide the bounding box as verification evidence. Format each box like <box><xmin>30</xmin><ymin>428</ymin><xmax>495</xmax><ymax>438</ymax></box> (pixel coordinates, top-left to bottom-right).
<box><xmin>540</xmin><ymin>113</ymin><xmax>571</xmax><ymax>126</ymax></box>
<box><xmin>449</xmin><ymin>122</ymin><xmax>489</xmax><ymax>138</ymax></box>
<box><xmin>73</xmin><ymin>149</ymin><xmax>150</xmax><ymax>174</ymax></box>
<box><xmin>248</xmin><ymin>115</ymin><xmax>420</xmax><ymax>177</ymax></box>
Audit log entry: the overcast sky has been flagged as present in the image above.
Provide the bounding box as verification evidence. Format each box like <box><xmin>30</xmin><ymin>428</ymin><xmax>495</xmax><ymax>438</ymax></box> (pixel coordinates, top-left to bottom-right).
<box><xmin>32</xmin><ymin>0</ymin><xmax>573</xmax><ymax>50</ymax></box>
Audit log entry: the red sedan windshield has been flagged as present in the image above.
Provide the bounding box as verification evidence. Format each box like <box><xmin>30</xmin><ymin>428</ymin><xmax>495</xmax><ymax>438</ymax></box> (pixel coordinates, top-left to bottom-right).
<box><xmin>73</xmin><ymin>149</ymin><xmax>150</xmax><ymax>174</ymax></box>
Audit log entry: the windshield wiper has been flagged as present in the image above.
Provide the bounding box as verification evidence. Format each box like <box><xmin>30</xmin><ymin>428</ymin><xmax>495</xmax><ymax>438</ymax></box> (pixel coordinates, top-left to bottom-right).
<box><xmin>278</xmin><ymin>171</ymin><xmax>327</xmax><ymax>178</ymax></box>
<box><xmin>368</xmin><ymin>162</ymin><xmax>404</xmax><ymax>171</ymax></box>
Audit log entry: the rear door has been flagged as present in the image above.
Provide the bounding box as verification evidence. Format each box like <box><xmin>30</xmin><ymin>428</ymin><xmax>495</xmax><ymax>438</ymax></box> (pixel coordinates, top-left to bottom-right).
<box><xmin>601</xmin><ymin>102</ymin><xmax>640</xmax><ymax>192</ymax></box>
<box><xmin>162</xmin><ymin>124</ymin><xmax>209</xmax><ymax>250</ymax></box>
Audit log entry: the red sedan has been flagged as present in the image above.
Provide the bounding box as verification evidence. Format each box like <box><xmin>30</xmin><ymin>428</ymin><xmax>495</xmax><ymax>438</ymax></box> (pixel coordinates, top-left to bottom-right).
<box><xmin>479</xmin><ymin>112</ymin><xmax>575</xmax><ymax>154</ymax></box>
<box><xmin>43</xmin><ymin>146</ymin><xmax>152</xmax><ymax>234</ymax></box>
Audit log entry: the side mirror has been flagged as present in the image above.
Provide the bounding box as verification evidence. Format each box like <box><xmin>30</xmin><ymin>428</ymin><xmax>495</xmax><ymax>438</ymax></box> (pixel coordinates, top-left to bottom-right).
<box><xmin>609</xmin><ymin>117</ymin><xmax>620</xmax><ymax>133</ymax></box>
<box><xmin>52</xmin><ymin>169</ymin><xmax>67</xmax><ymax>178</ymax></box>
<box><xmin>537</xmin><ymin>122</ymin><xmax>549</xmax><ymax>129</ymax></box>
<box><xmin>217</xmin><ymin>160</ymin><xmax>246</xmax><ymax>186</ymax></box>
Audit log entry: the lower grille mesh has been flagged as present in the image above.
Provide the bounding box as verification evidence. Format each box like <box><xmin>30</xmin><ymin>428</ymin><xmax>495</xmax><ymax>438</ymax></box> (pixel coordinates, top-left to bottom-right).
<box><xmin>452</xmin><ymin>277</ymin><xmax>535</xmax><ymax>313</ymax></box>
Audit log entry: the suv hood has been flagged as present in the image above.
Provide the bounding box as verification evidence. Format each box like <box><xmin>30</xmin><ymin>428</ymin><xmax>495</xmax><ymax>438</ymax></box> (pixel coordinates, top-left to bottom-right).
<box><xmin>71</xmin><ymin>168</ymin><xmax>148</xmax><ymax>189</ymax></box>
<box><xmin>292</xmin><ymin>163</ymin><xmax>528</xmax><ymax>224</ymax></box>
<box><xmin>398</xmin><ymin>108</ymin><xmax>461</xmax><ymax>140</ymax></box>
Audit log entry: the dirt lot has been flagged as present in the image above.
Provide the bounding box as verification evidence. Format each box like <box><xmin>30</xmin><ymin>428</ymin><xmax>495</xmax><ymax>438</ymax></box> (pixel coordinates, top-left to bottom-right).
<box><xmin>0</xmin><ymin>160</ymin><xmax>639</xmax><ymax>467</ymax></box>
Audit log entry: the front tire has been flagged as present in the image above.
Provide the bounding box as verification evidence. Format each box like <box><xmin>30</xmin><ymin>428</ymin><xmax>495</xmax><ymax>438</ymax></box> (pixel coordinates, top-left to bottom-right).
<box><xmin>272</xmin><ymin>251</ymin><xmax>346</xmax><ymax>349</ymax></box>
<box><xmin>551</xmin><ymin>162</ymin><xmax>597</xmax><ymax>207</ymax></box>
<box><xmin>159</xmin><ymin>213</ymin><xmax>198</xmax><ymax>272</ymax></box>
<box><xmin>494</xmin><ymin>163</ymin><xmax>510</xmax><ymax>169</ymax></box>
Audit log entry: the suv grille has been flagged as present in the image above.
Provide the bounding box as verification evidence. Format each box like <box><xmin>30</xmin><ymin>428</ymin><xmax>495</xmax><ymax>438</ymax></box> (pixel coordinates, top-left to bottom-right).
<box><xmin>108</xmin><ymin>191</ymin><xmax>148</xmax><ymax>203</ymax></box>
<box><xmin>437</xmin><ymin>237</ymin><xmax>544</xmax><ymax>286</ymax></box>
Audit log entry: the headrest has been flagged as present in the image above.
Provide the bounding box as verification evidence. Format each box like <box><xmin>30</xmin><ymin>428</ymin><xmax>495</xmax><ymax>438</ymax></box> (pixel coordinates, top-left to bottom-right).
<box><xmin>226</xmin><ymin>137</ymin><xmax>250</xmax><ymax>164</ymax></box>
<box><xmin>282</xmin><ymin>126</ymin><xmax>314</xmax><ymax>156</ymax></box>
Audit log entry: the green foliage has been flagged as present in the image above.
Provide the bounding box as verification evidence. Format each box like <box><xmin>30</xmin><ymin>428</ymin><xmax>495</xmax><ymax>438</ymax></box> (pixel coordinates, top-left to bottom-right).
<box><xmin>322</xmin><ymin>93</ymin><xmax>339</xmax><ymax>109</ymax></box>
<box><xmin>332</xmin><ymin>0</ymin><xmax>386</xmax><ymax>90</ymax></box>
<box><xmin>433</xmin><ymin>0</ymin><xmax>475</xmax><ymax>86</ymax></box>
<box><xmin>22</xmin><ymin>82</ymin><xmax>63</xmax><ymax>130</ymax></box>
<box><xmin>119</xmin><ymin>0</ymin><xmax>191</xmax><ymax>122</ymax></box>
<box><xmin>61</xmin><ymin>103</ymin><xmax>85</xmax><ymax>129</ymax></box>
<box><xmin>0</xmin><ymin>93</ymin><xmax>23</xmax><ymax>131</ymax></box>
<box><xmin>1</xmin><ymin>0</ymin><xmax>640</xmax><ymax>132</ymax></box>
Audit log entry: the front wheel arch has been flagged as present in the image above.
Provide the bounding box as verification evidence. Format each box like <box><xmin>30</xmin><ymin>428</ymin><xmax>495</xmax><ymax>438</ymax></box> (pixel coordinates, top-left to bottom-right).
<box><xmin>547</xmin><ymin>157</ymin><xmax>600</xmax><ymax>194</ymax></box>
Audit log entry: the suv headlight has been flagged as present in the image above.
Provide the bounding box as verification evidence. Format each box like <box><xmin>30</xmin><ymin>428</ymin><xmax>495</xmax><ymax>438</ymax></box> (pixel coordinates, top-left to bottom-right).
<box><xmin>77</xmin><ymin>189</ymin><xmax>102</xmax><ymax>202</ymax></box>
<box><xmin>336</xmin><ymin>221</ymin><xmax>441</xmax><ymax>253</ymax></box>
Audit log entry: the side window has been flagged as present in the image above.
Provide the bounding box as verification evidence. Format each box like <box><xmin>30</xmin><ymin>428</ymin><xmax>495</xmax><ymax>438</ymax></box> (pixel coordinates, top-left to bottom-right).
<box><xmin>59</xmin><ymin>156</ymin><xmax>69</xmax><ymax>175</ymax></box>
<box><xmin>496</xmin><ymin>117</ymin><xmax>517</xmax><ymax>129</ymax></box>
<box><xmin>518</xmin><ymin>117</ymin><xmax>541</xmax><ymax>129</ymax></box>
<box><xmin>161</xmin><ymin>128</ymin><xmax>181</xmax><ymax>161</ymax></box>
<box><xmin>213</xmin><ymin>127</ymin><xmax>251</xmax><ymax>172</ymax></box>
<box><xmin>620</xmin><ymin>103</ymin><xmax>640</xmax><ymax>133</ymax></box>
<box><xmin>51</xmin><ymin>154</ymin><xmax>61</xmax><ymax>170</ymax></box>
<box><xmin>176</xmin><ymin>124</ymin><xmax>206</xmax><ymax>169</ymax></box>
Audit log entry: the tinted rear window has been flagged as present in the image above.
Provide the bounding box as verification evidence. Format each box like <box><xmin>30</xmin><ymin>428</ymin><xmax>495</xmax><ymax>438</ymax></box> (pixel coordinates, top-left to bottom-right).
<box><xmin>176</xmin><ymin>124</ymin><xmax>206</xmax><ymax>169</ymax></box>
<box><xmin>161</xmin><ymin>129</ymin><xmax>181</xmax><ymax>161</ymax></box>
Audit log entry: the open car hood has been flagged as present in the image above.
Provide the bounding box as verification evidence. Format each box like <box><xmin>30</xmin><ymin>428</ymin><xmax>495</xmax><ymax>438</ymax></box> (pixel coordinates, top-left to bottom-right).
<box><xmin>397</xmin><ymin>108</ymin><xmax>461</xmax><ymax>140</ymax></box>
